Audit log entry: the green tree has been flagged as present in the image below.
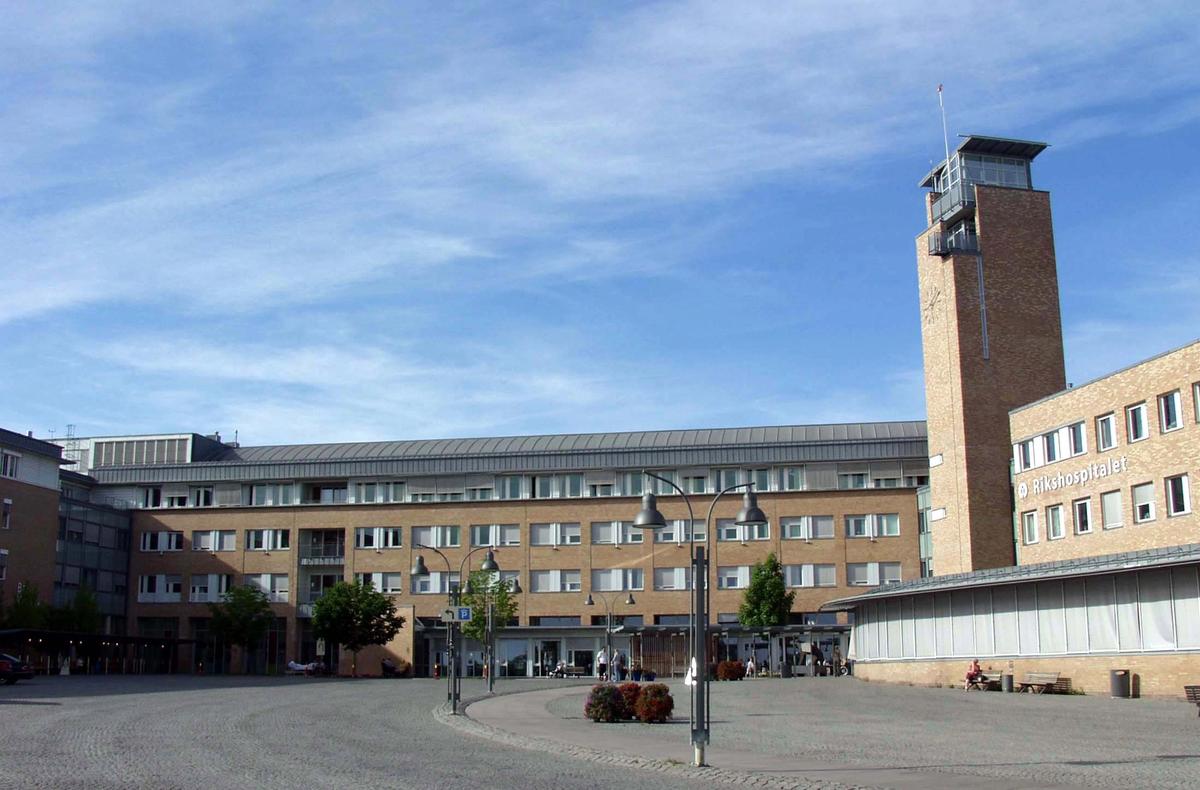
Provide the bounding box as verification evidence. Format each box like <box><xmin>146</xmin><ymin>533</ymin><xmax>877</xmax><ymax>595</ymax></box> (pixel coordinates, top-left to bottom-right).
<box><xmin>460</xmin><ymin>570</ymin><xmax>519</xmax><ymax>644</ymax></box>
<box><xmin>209</xmin><ymin>585</ymin><xmax>275</xmax><ymax>673</ymax></box>
<box><xmin>6</xmin><ymin>582</ymin><xmax>47</xmax><ymax>629</ymax></box>
<box><xmin>311</xmin><ymin>581</ymin><xmax>406</xmax><ymax>676</ymax></box>
<box><xmin>737</xmin><ymin>553</ymin><xmax>794</xmax><ymax>627</ymax></box>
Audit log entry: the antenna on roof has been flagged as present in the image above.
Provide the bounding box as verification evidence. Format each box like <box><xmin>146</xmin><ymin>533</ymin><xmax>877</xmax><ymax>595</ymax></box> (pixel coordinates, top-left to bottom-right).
<box><xmin>937</xmin><ymin>83</ymin><xmax>952</xmax><ymax>173</ymax></box>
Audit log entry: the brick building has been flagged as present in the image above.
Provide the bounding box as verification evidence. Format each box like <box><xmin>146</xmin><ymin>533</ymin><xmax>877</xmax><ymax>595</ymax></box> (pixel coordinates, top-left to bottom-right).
<box><xmin>0</xmin><ymin>429</ymin><xmax>67</xmax><ymax>608</ymax></box>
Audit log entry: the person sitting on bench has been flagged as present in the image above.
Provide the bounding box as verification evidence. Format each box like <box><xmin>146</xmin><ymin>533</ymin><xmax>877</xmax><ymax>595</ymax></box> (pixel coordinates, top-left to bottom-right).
<box><xmin>381</xmin><ymin>657</ymin><xmax>399</xmax><ymax>677</ymax></box>
<box><xmin>964</xmin><ymin>658</ymin><xmax>983</xmax><ymax>690</ymax></box>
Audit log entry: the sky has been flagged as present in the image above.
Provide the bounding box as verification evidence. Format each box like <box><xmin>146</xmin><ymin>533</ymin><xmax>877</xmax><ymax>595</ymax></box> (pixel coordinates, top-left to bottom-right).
<box><xmin>2</xmin><ymin>1</ymin><xmax>1198</xmax><ymax>446</ymax></box>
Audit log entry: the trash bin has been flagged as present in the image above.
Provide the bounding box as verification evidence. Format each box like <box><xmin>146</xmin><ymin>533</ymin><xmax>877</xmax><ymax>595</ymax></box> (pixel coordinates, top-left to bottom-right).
<box><xmin>1110</xmin><ymin>669</ymin><xmax>1130</xmax><ymax>698</ymax></box>
<box><xmin>1001</xmin><ymin>673</ymin><xmax>1014</xmax><ymax>693</ymax></box>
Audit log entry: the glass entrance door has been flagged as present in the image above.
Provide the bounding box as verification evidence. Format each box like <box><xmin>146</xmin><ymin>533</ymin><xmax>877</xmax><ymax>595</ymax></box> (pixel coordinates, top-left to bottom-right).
<box><xmin>535</xmin><ymin>640</ymin><xmax>559</xmax><ymax>676</ymax></box>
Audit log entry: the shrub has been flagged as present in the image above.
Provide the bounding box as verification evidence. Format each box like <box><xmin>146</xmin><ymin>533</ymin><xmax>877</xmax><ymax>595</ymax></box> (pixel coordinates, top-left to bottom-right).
<box><xmin>716</xmin><ymin>660</ymin><xmax>745</xmax><ymax>680</ymax></box>
<box><xmin>617</xmin><ymin>682</ymin><xmax>642</xmax><ymax>719</ymax></box>
<box><xmin>584</xmin><ymin>684</ymin><xmax>624</xmax><ymax>723</ymax></box>
<box><xmin>634</xmin><ymin>683</ymin><xmax>675</xmax><ymax>723</ymax></box>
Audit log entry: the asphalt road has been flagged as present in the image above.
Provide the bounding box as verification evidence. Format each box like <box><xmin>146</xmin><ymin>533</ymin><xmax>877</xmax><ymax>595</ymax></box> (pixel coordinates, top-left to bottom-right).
<box><xmin>0</xmin><ymin>675</ymin><xmax>705</xmax><ymax>790</ymax></box>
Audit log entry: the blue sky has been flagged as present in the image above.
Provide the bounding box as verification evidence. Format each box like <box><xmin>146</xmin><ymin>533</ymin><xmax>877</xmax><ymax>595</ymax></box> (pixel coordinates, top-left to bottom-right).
<box><xmin>2</xmin><ymin>1</ymin><xmax>1198</xmax><ymax>445</ymax></box>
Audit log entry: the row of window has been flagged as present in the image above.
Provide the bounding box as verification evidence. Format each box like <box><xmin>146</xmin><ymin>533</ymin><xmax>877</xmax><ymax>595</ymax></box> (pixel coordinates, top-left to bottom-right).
<box><xmin>1015</xmin><ymin>384</ymin><xmax>1199</xmax><ymax>472</ymax></box>
<box><xmin>136</xmin><ymin>463</ymin><xmax>929</xmax><ymax>509</ymax></box>
<box><xmin>1021</xmin><ymin>473</ymin><xmax>1192</xmax><ymax>544</ymax></box>
<box><xmin>137</xmin><ymin>515</ymin><xmax>904</xmax><ymax>554</ymax></box>
<box><xmin>135</xmin><ymin>557</ymin><xmax>907</xmax><ymax>605</ymax></box>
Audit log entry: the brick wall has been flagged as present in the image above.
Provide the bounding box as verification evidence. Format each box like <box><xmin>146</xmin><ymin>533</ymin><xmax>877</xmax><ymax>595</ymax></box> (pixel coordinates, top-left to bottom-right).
<box><xmin>0</xmin><ymin>476</ymin><xmax>60</xmax><ymax>605</ymax></box>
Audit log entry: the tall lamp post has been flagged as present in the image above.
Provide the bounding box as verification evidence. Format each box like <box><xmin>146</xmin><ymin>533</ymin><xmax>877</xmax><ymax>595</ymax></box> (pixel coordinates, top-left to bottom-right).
<box><xmin>632</xmin><ymin>474</ymin><xmax>767</xmax><ymax>767</ymax></box>
<box><xmin>585</xmin><ymin>590</ymin><xmax>635</xmax><ymax>681</ymax></box>
<box><xmin>411</xmin><ymin>545</ymin><xmax>500</xmax><ymax>715</ymax></box>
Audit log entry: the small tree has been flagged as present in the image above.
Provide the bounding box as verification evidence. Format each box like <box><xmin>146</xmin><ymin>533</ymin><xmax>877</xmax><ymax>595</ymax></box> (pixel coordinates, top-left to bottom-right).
<box><xmin>311</xmin><ymin>581</ymin><xmax>405</xmax><ymax>676</ymax></box>
<box><xmin>737</xmin><ymin>553</ymin><xmax>794</xmax><ymax>628</ymax></box>
<box><xmin>459</xmin><ymin>570</ymin><xmax>519</xmax><ymax>644</ymax></box>
<box><xmin>209</xmin><ymin>585</ymin><xmax>275</xmax><ymax>673</ymax></box>
<box><xmin>6</xmin><ymin>582</ymin><xmax>47</xmax><ymax>629</ymax></box>
<box><xmin>71</xmin><ymin>586</ymin><xmax>102</xmax><ymax>633</ymax></box>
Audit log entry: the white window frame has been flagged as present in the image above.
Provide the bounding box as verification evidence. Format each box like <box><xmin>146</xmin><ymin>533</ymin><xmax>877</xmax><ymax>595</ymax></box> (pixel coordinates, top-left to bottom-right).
<box><xmin>716</xmin><ymin>565</ymin><xmax>750</xmax><ymax>590</ymax></box>
<box><xmin>1</xmin><ymin>451</ymin><xmax>20</xmax><ymax>479</ymax></box>
<box><xmin>590</xmin><ymin>521</ymin><xmax>642</xmax><ymax>545</ymax></box>
<box><xmin>1132</xmin><ymin>482</ymin><xmax>1155</xmax><ymax>523</ymax></box>
<box><xmin>846</xmin><ymin>563</ymin><xmax>871</xmax><ymax>587</ymax></box>
<box><xmin>652</xmin><ymin>567</ymin><xmax>692</xmax><ymax>591</ymax></box>
<box><xmin>1159</xmin><ymin>390</ymin><xmax>1182</xmax><ymax>433</ymax></box>
<box><xmin>1096</xmin><ymin>413</ymin><xmax>1116</xmax><ymax>451</ymax></box>
<box><xmin>1101</xmin><ymin>489</ymin><xmax>1123</xmax><ymax>529</ymax></box>
<box><xmin>1165</xmin><ymin>474</ymin><xmax>1191</xmax><ymax>517</ymax></box>
<box><xmin>845</xmin><ymin>515</ymin><xmax>870</xmax><ymax>539</ymax></box>
<box><xmin>1046</xmin><ymin>504</ymin><xmax>1064</xmax><ymax>540</ymax></box>
<box><xmin>1042</xmin><ymin>431</ymin><xmax>1059</xmax><ymax>464</ymax></box>
<box><xmin>412</xmin><ymin>525</ymin><xmax>460</xmax><ymax>549</ymax></box>
<box><xmin>1072</xmin><ymin>497</ymin><xmax>1092</xmax><ymax>535</ymax></box>
<box><xmin>654</xmin><ymin>519</ymin><xmax>704</xmax><ymax>544</ymax></box>
<box><xmin>1021</xmin><ymin>510</ymin><xmax>1038</xmax><ymax>545</ymax></box>
<box><xmin>1</xmin><ymin>499</ymin><xmax>10</xmax><ymax>530</ymax></box>
<box><xmin>879</xmin><ymin>562</ymin><xmax>902</xmax><ymax>585</ymax></box>
<box><xmin>1126</xmin><ymin>402</ymin><xmax>1148</xmax><ymax>443</ymax></box>
<box><xmin>874</xmin><ymin>513</ymin><xmax>900</xmax><ymax>537</ymax></box>
<box><xmin>1067</xmin><ymin>422</ymin><xmax>1087</xmax><ymax>456</ymax></box>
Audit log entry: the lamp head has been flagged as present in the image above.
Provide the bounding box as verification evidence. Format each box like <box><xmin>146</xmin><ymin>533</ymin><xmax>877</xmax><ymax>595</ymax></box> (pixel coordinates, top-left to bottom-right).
<box><xmin>509</xmin><ymin>579</ymin><xmax>522</xmax><ymax>595</ymax></box>
<box><xmin>625</xmin><ymin>593</ymin><xmax>636</xmax><ymax>606</ymax></box>
<box><xmin>632</xmin><ymin>492</ymin><xmax>667</xmax><ymax>529</ymax></box>
<box><xmin>480</xmin><ymin>549</ymin><xmax>500</xmax><ymax>572</ymax></box>
<box><xmin>411</xmin><ymin>555</ymin><xmax>430</xmax><ymax>577</ymax></box>
<box><xmin>735</xmin><ymin>490</ymin><xmax>768</xmax><ymax>527</ymax></box>
<box><xmin>584</xmin><ymin>594</ymin><xmax>595</xmax><ymax>606</ymax></box>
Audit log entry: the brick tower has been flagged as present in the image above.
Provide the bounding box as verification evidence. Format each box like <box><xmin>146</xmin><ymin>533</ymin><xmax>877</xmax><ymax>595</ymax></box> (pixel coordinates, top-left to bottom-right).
<box><xmin>915</xmin><ymin>135</ymin><xmax>1066</xmax><ymax>574</ymax></box>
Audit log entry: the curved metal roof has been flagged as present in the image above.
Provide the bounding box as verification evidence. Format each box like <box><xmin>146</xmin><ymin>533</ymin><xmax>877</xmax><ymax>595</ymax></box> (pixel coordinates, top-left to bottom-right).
<box><xmin>214</xmin><ymin>421</ymin><xmax>927</xmax><ymax>464</ymax></box>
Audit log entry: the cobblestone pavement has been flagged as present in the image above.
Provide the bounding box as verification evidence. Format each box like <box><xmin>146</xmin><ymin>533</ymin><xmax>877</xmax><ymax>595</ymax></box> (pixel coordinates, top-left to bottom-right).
<box><xmin>535</xmin><ymin>677</ymin><xmax>1200</xmax><ymax>788</ymax></box>
<box><xmin>0</xmin><ymin>675</ymin><xmax>712</xmax><ymax>790</ymax></box>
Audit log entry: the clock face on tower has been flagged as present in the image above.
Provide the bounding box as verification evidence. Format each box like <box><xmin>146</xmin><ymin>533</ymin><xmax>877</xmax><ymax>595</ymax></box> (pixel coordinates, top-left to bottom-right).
<box><xmin>923</xmin><ymin>286</ymin><xmax>942</xmax><ymax>325</ymax></box>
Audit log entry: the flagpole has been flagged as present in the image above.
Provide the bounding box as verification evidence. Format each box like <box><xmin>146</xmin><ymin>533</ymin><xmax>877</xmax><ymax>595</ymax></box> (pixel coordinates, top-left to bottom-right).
<box><xmin>938</xmin><ymin>84</ymin><xmax>952</xmax><ymax>186</ymax></box>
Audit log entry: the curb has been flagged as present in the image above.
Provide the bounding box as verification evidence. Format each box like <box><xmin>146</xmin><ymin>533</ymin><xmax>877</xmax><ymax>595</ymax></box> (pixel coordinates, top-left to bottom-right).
<box><xmin>433</xmin><ymin>687</ymin><xmax>873</xmax><ymax>790</ymax></box>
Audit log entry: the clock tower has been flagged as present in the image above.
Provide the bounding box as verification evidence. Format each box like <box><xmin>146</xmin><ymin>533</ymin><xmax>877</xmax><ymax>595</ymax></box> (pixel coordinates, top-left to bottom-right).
<box><xmin>916</xmin><ymin>135</ymin><xmax>1066</xmax><ymax>574</ymax></box>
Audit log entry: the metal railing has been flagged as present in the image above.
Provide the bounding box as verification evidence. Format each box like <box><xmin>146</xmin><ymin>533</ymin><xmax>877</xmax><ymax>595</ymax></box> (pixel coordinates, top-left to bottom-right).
<box><xmin>929</xmin><ymin>183</ymin><xmax>975</xmax><ymax>224</ymax></box>
<box><xmin>927</xmin><ymin>230</ymin><xmax>980</xmax><ymax>256</ymax></box>
<box><xmin>299</xmin><ymin>542</ymin><xmax>345</xmax><ymax>561</ymax></box>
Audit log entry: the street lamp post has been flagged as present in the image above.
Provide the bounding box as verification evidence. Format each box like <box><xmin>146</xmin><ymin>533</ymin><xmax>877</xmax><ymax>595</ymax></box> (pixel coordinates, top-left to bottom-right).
<box><xmin>482</xmin><ymin>577</ymin><xmax>521</xmax><ymax>694</ymax></box>
<box><xmin>585</xmin><ymin>591</ymin><xmax>635</xmax><ymax>682</ymax></box>
<box><xmin>632</xmin><ymin>474</ymin><xmax>767</xmax><ymax>768</ymax></box>
<box><xmin>411</xmin><ymin>545</ymin><xmax>500</xmax><ymax>715</ymax></box>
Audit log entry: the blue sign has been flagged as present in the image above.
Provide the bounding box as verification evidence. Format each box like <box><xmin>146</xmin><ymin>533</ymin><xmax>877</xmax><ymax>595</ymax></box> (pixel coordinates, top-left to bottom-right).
<box><xmin>457</xmin><ymin>607</ymin><xmax>473</xmax><ymax>622</ymax></box>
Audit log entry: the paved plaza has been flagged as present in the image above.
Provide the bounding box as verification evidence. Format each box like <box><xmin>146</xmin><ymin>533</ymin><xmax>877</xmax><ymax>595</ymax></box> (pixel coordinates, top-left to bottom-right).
<box><xmin>3</xmin><ymin>674</ymin><xmax>1199</xmax><ymax>789</ymax></box>
<box><xmin>0</xmin><ymin>676</ymin><xmax>698</xmax><ymax>790</ymax></box>
<box><xmin>474</xmin><ymin>677</ymin><xmax>1200</xmax><ymax>789</ymax></box>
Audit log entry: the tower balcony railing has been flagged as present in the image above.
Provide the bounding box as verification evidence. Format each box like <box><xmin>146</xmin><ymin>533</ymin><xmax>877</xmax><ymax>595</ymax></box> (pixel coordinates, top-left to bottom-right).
<box><xmin>927</xmin><ymin>230</ymin><xmax>980</xmax><ymax>256</ymax></box>
<box><xmin>929</xmin><ymin>183</ymin><xmax>975</xmax><ymax>225</ymax></box>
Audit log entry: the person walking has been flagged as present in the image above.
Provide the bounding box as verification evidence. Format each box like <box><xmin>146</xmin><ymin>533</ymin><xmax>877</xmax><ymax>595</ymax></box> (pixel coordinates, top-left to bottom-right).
<box><xmin>614</xmin><ymin>650</ymin><xmax>626</xmax><ymax>681</ymax></box>
<box><xmin>596</xmin><ymin>648</ymin><xmax>607</xmax><ymax>680</ymax></box>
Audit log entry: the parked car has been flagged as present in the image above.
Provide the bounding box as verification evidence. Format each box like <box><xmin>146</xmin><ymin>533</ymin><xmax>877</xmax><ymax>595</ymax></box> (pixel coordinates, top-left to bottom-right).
<box><xmin>0</xmin><ymin>653</ymin><xmax>34</xmax><ymax>685</ymax></box>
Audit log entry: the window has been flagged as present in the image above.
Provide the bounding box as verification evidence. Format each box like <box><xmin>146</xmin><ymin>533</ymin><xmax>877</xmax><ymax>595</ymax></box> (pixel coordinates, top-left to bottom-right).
<box><xmin>354</xmin><ymin>482</ymin><xmax>378</xmax><ymax>504</ymax></box>
<box><xmin>497</xmin><ymin>476</ymin><xmax>522</xmax><ymax>500</ymax></box>
<box><xmin>1046</xmin><ymin>504</ymin><xmax>1064</xmax><ymax>540</ymax></box>
<box><xmin>246</xmin><ymin>529</ymin><xmax>290</xmax><ymax>551</ymax></box>
<box><xmin>1195</xmin><ymin>382</ymin><xmax>1200</xmax><ymax>423</ymax></box>
<box><xmin>651</xmin><ymin>471</ymin><xmax>677</xmax><ymax>495</ymax></box>
<box><xmin>1021</xmin><ymin>511</ymin><xmax>1038</xmax><ymax>545</ymax></box>
<box><xmin>683</xmin><ymin>474</ymin><xmax>708</xmax><ymax>494</ymax></box>
<box><xmin>193</xmin><ymin>530</ymin><xmax>235</xmax><ymax>551</ymax></box>
<box><xmin>356</xmin><ymin>572</ymin><xmax>403</xmax><ymax>594</ymax></box>
<box><xmin>1096</xmin><ymin>414</ymin><xmax>1116</xmax><ymax>451</ymax></box>
<box><xmin>1</xmin><ymin>499</ymin><xmax>9</xmax><ymax>530</ymax></box>
<box><xmin>750</xmin><ymin>468</ymin><xmax>771</xmax><ymax>493</ymax></box>
<box><xmin>838</xmin><ymin>473</ymin><xmax>867</xmax><ymax>490</ymax></box>
<box><xmin>1065</xmin><ymin>422</ymin><xmax>1086</xmax><ymax>456</ymax></box>
<box><xmin>530</xmin><ymin>522</ymin><xmax>580</xmax><ymax>547</ymax></box>
<box><xmin>1126</xmin><ymin>402</ymin><xmax>1147</xmax><ymax>442</ymax></box>
<box><xmin>1017</xmin><ymin>439</ymin><xmax>1035</xmax><ymax>471</ymax></box>
<box><xmin>846</xmin><ymin>563</ymin><xmax>871</xmax><ymax>586</ymax></box>
<box><xmin>251</xmin><ymin>482</ymin><xmax>295</xmax><ymax>506</ymax></box>
<box><xmin>880</xmin><ymin>562</ymin><xmax>902</xmax><ymax>585</ymax></box>
<box><xmin>470</xmin><ymin>524</ymin><xmax>520</xmax><ymax>547</ymax></box>
<box><xmin>717</xmin><ymin>519</ymin><xmax>769</xmax><ymax>541</ymax></box>
<box><xmin>1101</xmin><ymin>489</ymin><xmax>1123</xmax><ymax>529</ymax></box>
<box><xmin>409</xmin><ymin>571</ymin><xmax>460</xmax><ymax>595</ymax></box>
<box><xmin>716</xmin><ymin>469</ymin><xmax>741</xmax><ymax>490</ymax></box>
<box><xmin>1042</xmin><ymin>431</ymin><xmax>1058</xmax><ymax>463</ymax></box>
<box><xmin>1159</xmin><ymin>390</ymin><xmax>1182</xmax><ymax>432</ymax></box>
<box><xmin>246</xmin><ymin>573</ymin><xmax>290</xmax><ymax>602</ymax></box>
<box><xmin>654</xmin><ymin>519</ymin><xmax>705</xmax><ymax>543</ymax></box>
<box><xmin>0</xmin><ymin>549</ymin><xmax>7</xmax><ymax>581</ymax></box>
<box><xmin>845</xmin><ymin>515</ymin><xmax>869</xmax><ymax>538</ymax></box>
<box><xmin>141</xmin><ymin>487</ymin><xmax>162</xmax><ymax>508</ymax></box>
<box><xmin>0</xmin><ymin>451</ymin><xmax>18</xmax><ymax>478</ymax></box>
<box><xmin>189</xmin><ymin>573</ymin><xmax>232</xmax><ymax>603</ymax></box>
<box><xmin>782</xmin><ymin>516</ymin><xmax>832</xmax><ymax>540</ymax></box>
<box><xmin>588</xmin><ymin>483</ymin><xmax>612</xmax><ymax>497</ymax></box>
<box><xmin>590</xmin><ymin>521</ymin><xmax>642</xmax><ymax>545</ymax></box>
<box><xmin>652</xmin><ymin>567</ymin><xmax>692</xmax><ymax>591</ymax></box>
<box><xmin>564</xmin><ymin>474</ymin><xmax>583</xmax><ymax>498</ymax></box>
<box><xmin>781</xmin><ymin>467</ymin><xmax>804</xmax><ymax>491</ymax></box>
<box><xmin>138</xmin><ymin>574</ymin><xmax>182</xmax><ymax>603</ymax></box>
<box><xmin>783</xmin><ymin>564</ymin><xmax>837</xmax><ymax>588</ymax></box>
<box><xmin>412</xmin><ymin>525</ymin><xmax>459</xmax><ymax>548</ymax></box>
<box><xmin>875</xmin><ymin>513</ymin><xmax>900</xmax><ymax>537</ymax></box>
<box><xmin>356</xmin><ymin>527</ymin><xmax>403</xmax><ymax>549</ymax></box>
<box><xmin>1073</xmin><ymin>498</ymin><xmax>1092</xmax><ymax>535</ymax></box>
<box><xmin>529</xmin><ymin>569</ymin><xmax>580</xmax><ymax>593</ymax></box>
<box><xmin>189</xmin><ymin>486</ymin><xmax>213</xmax><ymax>507</ymax></box>
<box><xmin>140</xmin><ymin>531</ymin><xmax>183</xmax><ymax>552</ymax></box>
<box><xmin>622</xmin><ymin>472</ymin><xmax>644</xmax><ymax>497</ymax></box>
<box><xmin>1132</xmin><ymin>482</ymin><xmax>1155</xmax><ymax>523</ymax></box>
<box><xmin>716</xmin><ymin>566</ymin><xmax>749</xmax><ymax>589</ymax></box>
<box><xmin>1166</xmin><ymin>474</ymin><xmax>1191</xmax><ymax>517</ymax></box>
<box><xmin>591</xmin><ymin>568</ymin><xmax>643</xmax><ymax>592</ymax></box>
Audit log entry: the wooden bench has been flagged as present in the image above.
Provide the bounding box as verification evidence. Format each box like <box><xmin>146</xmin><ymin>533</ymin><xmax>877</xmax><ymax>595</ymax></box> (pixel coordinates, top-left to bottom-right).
<box><xmin>1018</xmin><ymin>672</ymin><xmax>1060</xmax><ymax>694</ymax></box>
<box><xmin>561</xmin><ymin>666</ymin><xmax>587</xmax><ymax>678</ymax></box>
<box><xmin>1185</xmin><ymin>685</ymin><xmax>1200</xmax><ymax>716</ymax></box>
